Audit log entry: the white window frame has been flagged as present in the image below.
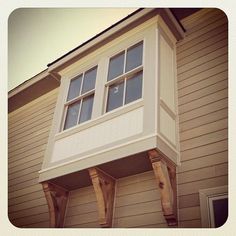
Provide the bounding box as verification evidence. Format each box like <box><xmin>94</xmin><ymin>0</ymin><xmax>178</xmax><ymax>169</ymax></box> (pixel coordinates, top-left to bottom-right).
<box><xmin>199</xmin><ymin>185</ymin><xmax>228</xmax><ymax>228</ymax></box>
<box><xmin>61</xmin><ymin>65</ymin><xmax>98</xmax><ymax>131</ymax></box>
<box><xmin>104</xmin><ymin>40</ymin><xmax>144</xmax><ymax>113</ymax></box>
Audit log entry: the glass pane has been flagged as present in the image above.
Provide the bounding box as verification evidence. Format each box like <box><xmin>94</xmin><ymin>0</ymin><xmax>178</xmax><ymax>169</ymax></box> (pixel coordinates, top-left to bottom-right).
<box><xmin>67</xmin><ymin>75</ymin><xmax>82</xmax><ymax>101</ymax></box>
<box><xmin>107</xmin><ymin>51</ymin><xmax>125</xmax><ymax>81</ymax></box>
<box><xmin>213</xmin><ymin>198</ymin><xmax>228</xmax><ymax>227</ymax></box>
<box><xmin>106</xmin><ymin>81</ymin><xmax>124</xmax><ymax>112</ymax></box>
<box><xmin>125</xmin><ymin>72</ymin><xmax>142</xmax><ymax>104</ymax></box>
<box><xmin>63</xmin><ymin>101</ymin><xmax>80</xmax><ymax>130</ymax></box>
<box><xmin>125</xmin><ymin>42</ymin><xmax>143</xmax><ymax>72</ymax></box>
<box><xmin>81</xmin><ymin>66</ymin><xmax>97</xmax><ymax>94</ymax></box>
<box><xmin>79</xmin><ymin>95</ymin><xmax>94</xmax><ymax>124</ymax></box>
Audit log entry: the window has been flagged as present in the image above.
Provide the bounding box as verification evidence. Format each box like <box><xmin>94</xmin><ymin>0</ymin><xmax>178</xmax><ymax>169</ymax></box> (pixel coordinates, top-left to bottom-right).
<box><xmin>63</xmin><ymin>66</ymin><xmax>97</xmax><ymax>130</ymax></box>
<box><xmin>199</xmin><ymin>186</ymin><xmax>228</xmax><ymax>228</ymax></box>
<box><xmin>105</xmin><ymin>41</ymin><xmax>143</xmax><ymax>112</ymax></box>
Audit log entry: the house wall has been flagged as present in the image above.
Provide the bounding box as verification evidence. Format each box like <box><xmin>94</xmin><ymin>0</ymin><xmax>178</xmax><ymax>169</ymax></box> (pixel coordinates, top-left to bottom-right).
<box><xmin>8</xmin><ymin>89</ymin><xmax>58</xmax><ymax>227</ymax></box>
<box><xmin>176</xmin><ymin>8</ymin><xmax>228</xmax><ymax>227</ymax></box>
<box><xmin>8</xmin><ymin>8</ymin><xmax>228</xmax><ymax>228</ymax></box>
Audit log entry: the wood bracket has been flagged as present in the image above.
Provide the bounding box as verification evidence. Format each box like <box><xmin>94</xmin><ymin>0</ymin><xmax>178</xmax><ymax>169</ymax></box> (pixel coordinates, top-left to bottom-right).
<box><xmin>42</xmin><ymin>181</ymin><xmax>69</xmax><ymax>228</ymax></box>
<box><xmin>148</xmin><ymin>149</ymin><xmax>177</xmax><ymax>226</ymax></box>
<box><xmin>88</xmin><ymin>167</ymin><xmax>116</xmax><ymax>228</ymax></box>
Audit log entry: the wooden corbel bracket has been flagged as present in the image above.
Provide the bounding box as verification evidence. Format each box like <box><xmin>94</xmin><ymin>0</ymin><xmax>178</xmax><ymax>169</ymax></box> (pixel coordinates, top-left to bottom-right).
<box><xmin>88</xmin><ymin>167</ymin><xmax>116</xmax><ymax>228</ymax></box>
<box><xmin>42</xmin><ymin>181</ymin><xmax>69</xmax><ymax>228</ymax></box>
<box><xmin>148</xmin><ymin>149</ymin><xmax>177</xmax><ymax>226</ymax></box>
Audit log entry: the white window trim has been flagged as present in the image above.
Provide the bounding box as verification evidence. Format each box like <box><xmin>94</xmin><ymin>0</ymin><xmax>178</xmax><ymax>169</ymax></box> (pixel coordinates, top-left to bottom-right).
<box><xmin>199</xmin><ymin>185</ymin><xmax>228</xmax><ymax>228</ymax></box>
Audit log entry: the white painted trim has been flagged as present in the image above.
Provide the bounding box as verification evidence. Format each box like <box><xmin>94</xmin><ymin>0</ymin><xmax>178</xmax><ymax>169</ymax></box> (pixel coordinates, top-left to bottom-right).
<box><xmin>199</xmin><ymin>185</ymin><xmax>228</xmax><ymax>228</ymax></box>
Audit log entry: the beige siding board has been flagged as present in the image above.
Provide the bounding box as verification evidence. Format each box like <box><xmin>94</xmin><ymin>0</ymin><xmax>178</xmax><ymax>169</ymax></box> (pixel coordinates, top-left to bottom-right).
<box><xmin>116</xmin><ymin>170</ymin><xmax>155</xmax><ymax>187</ymax></box>
<box><xmin>68</xmin><ymin>185</ymin><xmax>95</xmax><ymax>199</ymax></box>
<box><xmin>177</xmin><ymin>23</ymin><xmax>227</xmax><ymax>54</ymax></box>
<box><xmin>66</xmin><ymin>201</ymin><xmax>98</xmax><ymax>217</ymax></box>
<box><xmin>116</xmin><ymin>178</ymin><xmax>156</xmax><ymax>197</ymax></box>
<box><xmin>9</xmin><ymin>119</ymin><xmax>53</xmax><ymax>142</ymax></box>
<box><xmin>9</xmin><ymin>131</ymin><xmax>49</xmax><ymax>154</ymax></box>
<box><xmin>9</xmin><ymin>172</ymin><xmax>38</xmax><ymax>187</ymax></box>
<box><xmin>9</xmin><ymin>127</ymin><xmax>50</xmax><ymax>148</ymax></box>
<box><xmin>178</xmin><ymin>175</ymin><xmax>228</xmax><ymax>196</ymax></box>
<box><xmin>8</xmin><ymin>88</ymin><xmax>58</xmax><ymax>118</ymax></box>
<box><xmin>116</xmin><ymin>189</ymin><xmax>160</xmax><ymax>207</ymax></box>
<box><xmin>178</xmin><ymin>62</ymin><xmax>228</xmax><ymax>90</ymax></box>
<box><xmin>65</xmin><ymin>212</ymin><xmax>99</xmax><ymax>227</ymax></box>
<box><xmin>113</xmin><ymin>212</ymin><xmax>166</xmax><ymax>228</ymax></box>
<box><xmin>180</xmin><ymin>108</ymin><xmax>227</xmax><ymax>132</ymax></box>
<box><xmin>9</xmin><ymin>184</ymin><xmax>43</xmax><ymax>199</ymax></box>
<box><xmin>68</xmin><ymin>194</ymin><xmax>97</xmax><ymax>207</ymax></box>
<box><xmin>179</xmin><ymin>219</ymin><xmax>201</xmax><ymax>228</ymax></box>
<box><xmin>9</xmin><ymin>197</ymin><xmax>47</xmax><ymax>213</ymax></box>
<box><xmin>9</xmin><ymin>139</ymin><xmax>47</xmax><ymax>159</ymax></box>
<box><xmin>181</xmin><ymin>140</ymin><xmax>228</xmax><ymax>162</ymax></box>
<box><xmin>23</xmin><ymin>221</ymin><xmax>49</xmax><ymax>228</ymax></box>
<box><xmin>178</xmin><ymin>70</ymin><xmax>227</xmax><ymax>98</ymax></box>
<box><xmin>9</xmin><ymin>205</ymin><xmax>48</xmax><ymax>220</ymax></box>
<box><xmin>9</xmin><ymin>190</ymin><xmax>45</xmax><ymax>206</ymax></box>
<box><xmin>181</xmin><ymin>9</ymin><xmax>225</xmax><ymax>31</ymax></box>
<box><xmin>9</xmin><ymin>144</ymin><xmax>47</xmax><ymax>164</ymax></box>
<box><xmin>179</xmin><ymin>98</ymin><xmax>227</xmax><ymax>123</ymax></box>
<box><xmin>178</xmin><ymin>193</ymin><xmax>200</xmax><ymax>209</ymax></box>
<box><xmin>11</xmin><ymin>212</ymin><xmax>49</xmax><ymax>227</ymax></box>
<box><xmin>178</xmin><ymin>163</ymin><xmax>228</xmax><ymax>184</ymax></box>
<box><xmin>180</xmin><ymin>129</ymin><xmax>227</xmax><ymax>151</ymax></box>
<box><xmin>9</xmin><ymin>155</ymin><xmax>43</xmax><ymax>172</ymax></box>
<box><xmin>178</xmin><ymin>16</ymin><xmax>227</xmax><ymax>46</ymax></box>
<box><xmin>9</xmin><ymin>114</ymin><xmax>54</xmax><ymax>139</ymax></box>
<box><xmin>178</xmin><ymin>151</ymin><xmax>228</xmax><ymax>173</ymax></box>
<box><xmin>179</xmin><ymin>79</ymin><xmax>227</xmax><ymax>106</ymax></box>
<box><xmin>9</xmin><ymin>100</ymin><xmax>56</xmax><ymax>130</ymax></box>
<box><xmin>134</xmin><ymin>223</ymin><xmax>168</xmax><ymax>228</ymax></box>
<box><xmin>115</xmin><ymin>200</ymin><xmax>162</xmax><ymax>218</ymax></box>
<box><xmin>178</xmin><ymin>53</ymin><xmax>227</xmax><ymax>82</ymax></box>
<box><xmin>180</xmin><ymin>118</ymin><xmax>228</xmax><ymax>141</ymax></box>
<box><xmin>177</xmin><ymin>30</ymin><xmax>227</xmax><ymax>62</ymax></box>
<box><xmin>9</xmin><ymin>178</ymin><xmax>39</xmax><ymax>193</ymax></box>
<box><xmin>178</xmin><ymin>45</ymin><xmax>227</xmax><ymax>74</ymax></box>
<box><xmin>9</xmin><ymin>163</ymin><xmax>41</xmax><ymax>179</ymax></box>
<box><xmin>179</xmin><ymin>206</ymin><xmax>201</xmax><ymax>221</ymax></box>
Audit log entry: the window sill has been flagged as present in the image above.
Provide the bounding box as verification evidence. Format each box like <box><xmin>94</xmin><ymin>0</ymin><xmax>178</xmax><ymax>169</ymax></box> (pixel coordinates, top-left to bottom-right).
<box><xmin>55</xmin><ymin>99</ymin><xmax>144</xmax><ymax>141</ymax></box>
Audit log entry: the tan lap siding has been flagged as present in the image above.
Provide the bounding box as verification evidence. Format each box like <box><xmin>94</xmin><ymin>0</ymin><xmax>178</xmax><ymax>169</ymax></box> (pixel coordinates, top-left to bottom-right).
<box><xmin>8</xmin><ymin>89</ymin><xmax>58</xmax><ymax>228</ymax></box>
<box><xmin>113</xmin><ymin>171</ymin><xmax>167</xmax><ymax>228</ymax></box>
<box><xmin>176</xmin><ymin>8</ymin><xmax>228</xmax><ymax>228</ymax></box>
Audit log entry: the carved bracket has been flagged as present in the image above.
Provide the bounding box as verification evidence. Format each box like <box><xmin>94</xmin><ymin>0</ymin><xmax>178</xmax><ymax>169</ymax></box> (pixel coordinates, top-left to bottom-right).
<box><xmin>148</xmin><ymin>149</ymin><xmax>177</xmax><ymax>226</ymax></box>
<box><xmin>88</xmin><ymin>167</ymin><xmax>116</xmax><ymax>227</ymax></box>
<box><xmin>42</xmin><ymin>181</ymin><xmax>69</xmax><ymax>228</ymax></box>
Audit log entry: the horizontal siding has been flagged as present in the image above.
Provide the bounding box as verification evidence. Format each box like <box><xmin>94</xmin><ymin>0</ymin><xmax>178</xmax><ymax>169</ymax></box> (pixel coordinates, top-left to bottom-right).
<box><xmin>8</xmin><ymin>89</ymin><xmax>58</xmax><ymax>228</ymax></box>
<box><xmin>113</xmin><ymin>171</ymin><xmax>167</xmax><ymax>228</ymax></box>
<box><xmin>176</xmin><ymin>9</ymin><xmax>228</xmax><ymax>227</ymax></box>
<box><xmin>64</xmin><ymin>186</ymin><xmax>100</xmax><ymax>228</ymax></box>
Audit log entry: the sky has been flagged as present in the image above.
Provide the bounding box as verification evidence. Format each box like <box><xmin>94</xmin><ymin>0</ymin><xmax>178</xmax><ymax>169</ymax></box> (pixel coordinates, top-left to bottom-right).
<box><xmin>8</xmin><ymin>8</ymin><xmax>137</xmax><ymax>91</ymax></box>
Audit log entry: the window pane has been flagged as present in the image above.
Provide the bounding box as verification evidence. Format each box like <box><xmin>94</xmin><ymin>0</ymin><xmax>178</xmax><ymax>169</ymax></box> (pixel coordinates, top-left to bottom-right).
<box><xmin>125</xmin><ymin>72</ymin><xmax>143</xmax><ymax>104</ymax></box>
<box><xmin>81</xmin><ymin>66</ymin><xmax>97</xmax><ymax>94</ymax></box>
<box><xmin>64</xmin><ymin>101</ymin><xmax>80</xmax><ymax>130</ymax></box>
<box><xmin>79</xmin><ymin>95</ymin><xmax>94</xmax><ymax>124</ymax></box>
<box><xmin>125</xmin><ymin>42</ymin><xmax>143</xmax><ymax>72</ymax></box>
<box><xmin>213</xmin><ymin>198</ymin><xmax>228</xmax><ymax>227</ymax></box>
<box><xmin>67</xmin><ymin>75</ymin><xmax>82</xmax><ymax>101</ymax></box>
<box><xmin>106</xmin><ymin>81</ymin><xmax>124</xmax><ymax>112</ymax></box>
<box><xmin>107</xmin><ymin>51</ymin><xmax>125</xmax><ymax>81</ymax></box>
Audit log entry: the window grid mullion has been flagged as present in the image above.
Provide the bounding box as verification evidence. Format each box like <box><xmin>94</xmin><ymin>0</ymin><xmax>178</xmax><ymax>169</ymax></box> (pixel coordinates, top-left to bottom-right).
<box><xmin>123</xmin><ymin>49</ymin><xmax>127</xmax><ymax>73</ymax></box>
<box><xmin>123</xmin><ymin>78</ymin><xmax>127</xmax><ymax>106</ymax></box>
<box><xmin>77</xmin><ymin>98</ymin><xmax>83</xmax><ymax>125</ymax></box>
<box><xmin>65</xmin><ymin>89</ymin><xmax>95</xmax><ymax>106</ymax></box>
<box><xmin>79</xmin><ymin>72</ymin><xmax>85</xmax><ymax>96</ymax></box>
